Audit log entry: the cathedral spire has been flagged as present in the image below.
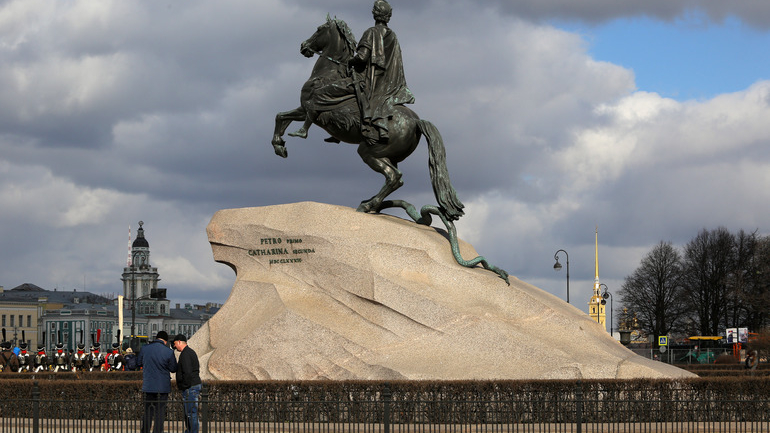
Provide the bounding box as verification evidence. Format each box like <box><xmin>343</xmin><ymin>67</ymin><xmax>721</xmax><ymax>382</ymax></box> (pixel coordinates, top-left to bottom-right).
<box><xmin>594</xmin><ymin>226</ymin><xmax>600</xmax><ymax>295</ymax></box>
<box><xmin>589</xmin><ymin>226</ymin><xmax>606</xmax><ymax>329</ymax></box>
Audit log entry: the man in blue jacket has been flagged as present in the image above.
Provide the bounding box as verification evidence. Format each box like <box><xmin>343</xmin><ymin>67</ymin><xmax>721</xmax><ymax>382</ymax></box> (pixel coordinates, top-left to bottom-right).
<box><xmin>138</xmin><ymin>331</ymin><xmax>178</xmax><ymax>433</ymax></box>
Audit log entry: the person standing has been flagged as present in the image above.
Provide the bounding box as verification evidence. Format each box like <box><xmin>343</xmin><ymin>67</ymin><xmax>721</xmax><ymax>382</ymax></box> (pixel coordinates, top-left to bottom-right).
<box><xmin>173</xmin><ymin>334</ymin><xmax>201</xmax><ymax>433</ymax></box>
<box><xmin>0</xmin><ymin>329</ymin><xmax>19</xmax><ymax>373</ymax></box>
<box><xmin>17</xmin><ymin>340</ymin><xmax>31</xmax><ymax>372</ymax></box>
<box><xmin>52</xmin><ymin>341</ymin><xmax>69</xmax><ymax>372</ymax></box>
<box><xmin>106</xmin><ymin>342</ymin><xmax>124</xmax><ymax>371</ymax></box>
<box><xmin>138</xmin><ymin>331</ymin><xmax>177</xmax><ymax>433</ymax></box>
<box><xmin>123</xmin><ymin>347</ymin><xmax>138</xmax><ymax>371</ymax></box>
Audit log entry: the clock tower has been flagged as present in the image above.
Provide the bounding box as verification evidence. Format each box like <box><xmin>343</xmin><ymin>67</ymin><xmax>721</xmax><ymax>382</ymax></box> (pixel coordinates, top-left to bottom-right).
<box><xmin>121</xmin><ymin>221</ymin><xmax>168</xmax><ymax>322</ymax></box>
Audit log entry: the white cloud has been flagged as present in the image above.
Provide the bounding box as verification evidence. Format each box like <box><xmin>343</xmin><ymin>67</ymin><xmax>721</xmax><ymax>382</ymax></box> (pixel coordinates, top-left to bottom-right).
<box><xmin>1</xmin><ymin>0</ymin><xmax>769</xmax><ymax>311</ymax></box>
<box><xmin>153</xmin><ymin>255</ymin><xmax>232</xmax><ymax>291</ymax></box>
<box><xmin>0</xmin><ymin>162</ymin><xmax>125</xmax><ymax>227</ymax></box>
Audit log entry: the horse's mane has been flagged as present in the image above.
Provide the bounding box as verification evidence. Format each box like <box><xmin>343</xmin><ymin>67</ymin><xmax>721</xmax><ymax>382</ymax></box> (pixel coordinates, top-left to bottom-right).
<box><xmin>328</xmin><ymin>16</ymin><xmax>357</xmax><ymax>58</ymax></box>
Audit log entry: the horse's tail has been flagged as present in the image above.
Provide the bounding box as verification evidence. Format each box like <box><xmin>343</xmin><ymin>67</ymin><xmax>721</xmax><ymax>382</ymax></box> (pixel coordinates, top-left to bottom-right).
<box><xmin>418</xmin><ymin>119</ymin><xmax>465</xmax><ymax>221</ymax></box>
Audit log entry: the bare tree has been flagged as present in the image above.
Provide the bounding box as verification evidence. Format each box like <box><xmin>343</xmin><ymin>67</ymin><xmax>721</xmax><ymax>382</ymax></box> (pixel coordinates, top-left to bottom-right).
<box><xmin>619</xmin><ymin>241</ymin><xmax>687</xmax><ymax>345</ymax></box>
<box><xmin>733</xmin><ymin>232</ymin><xmax>770</xmax><ymax>330</ymax></box>
<box><xmin>681</xmin><ymin>227</ymin><xmax>735</xmax><ymax>336</ymax></box>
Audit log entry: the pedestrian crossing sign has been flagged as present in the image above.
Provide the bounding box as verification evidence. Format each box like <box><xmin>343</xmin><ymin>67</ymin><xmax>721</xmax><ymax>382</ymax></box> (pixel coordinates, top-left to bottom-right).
<box><xmin>658</xmin><ymin>336</ymin><xmax>668</xmax><ymax>346</ymax></box>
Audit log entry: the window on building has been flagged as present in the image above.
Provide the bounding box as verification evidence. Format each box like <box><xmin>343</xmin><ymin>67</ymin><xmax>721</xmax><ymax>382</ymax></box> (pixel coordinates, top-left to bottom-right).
<box><xmin>10</xmin><ymin>316</ymin><xmax>14</xmax><ymax>327</ymax></box>
<box><xmin>160</xmin><ymin>304</ymin><xmax>166</xmax><ymax>314</ymax></box>
<box><xmin>1</xmin><ymin>315</ymin><xmax>5</xmax><ymax>327</ymax></box>
<box><xmin>27</xmin><ymin>315</ymin><xmax>31</xmax><ymax>327</ymax></box>
<box><xmin>64</xmin><ymin>322</ymin><xmax>68</xmax><ymax>329</ymax></box>
<box><xmin>19</xmin><ymin>315</ymin><xmax>23</xmax><ymax>327</ymax></box>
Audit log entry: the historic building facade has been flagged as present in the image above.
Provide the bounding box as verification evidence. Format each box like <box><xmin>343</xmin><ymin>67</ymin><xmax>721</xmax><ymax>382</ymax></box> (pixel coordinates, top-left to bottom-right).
<box><xmin>2</xmin><ymin>221</ymin><xmax>219</xmax><ymax>352</ymax></box>
<box><xmin>118</xmin><ymin>221</ymin><xmax>217</xmax><ymax>345</ymax></box>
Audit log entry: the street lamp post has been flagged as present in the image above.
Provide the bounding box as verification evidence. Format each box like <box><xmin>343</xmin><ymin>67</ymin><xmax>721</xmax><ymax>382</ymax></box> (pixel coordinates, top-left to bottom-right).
<box><xmin>600</xmin><ymin>283</ymin><xmax>613</xmax><ymax>336</ymax></box>
<box><xmin>130</xmin><ymin>272</ymin><xmax>136</xmax><ymax>341</ymax></box>
<box><xmin>553</xmin><ymin>249</ymin><xmax>570</xmax><ymax>304</ymax></box>
<box><xmin>126</xmin><ymin>287</ymin><xmax>166</xmax><ymax>351</ymax></box>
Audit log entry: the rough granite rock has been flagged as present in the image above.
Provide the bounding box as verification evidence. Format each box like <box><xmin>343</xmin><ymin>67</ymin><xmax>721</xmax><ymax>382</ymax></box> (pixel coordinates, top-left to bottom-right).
<box><xmin>190</xmin><ymin>202</ymin><xmax>694</xmax><ymax>380</ymax></box>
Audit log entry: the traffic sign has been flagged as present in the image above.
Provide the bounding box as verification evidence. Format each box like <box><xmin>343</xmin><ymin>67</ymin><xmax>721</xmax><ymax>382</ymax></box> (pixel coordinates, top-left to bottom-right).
<box><xmin>658</xmin><ymin>336</ymin><xmax>668</xmax><ymax>346</ymax></box>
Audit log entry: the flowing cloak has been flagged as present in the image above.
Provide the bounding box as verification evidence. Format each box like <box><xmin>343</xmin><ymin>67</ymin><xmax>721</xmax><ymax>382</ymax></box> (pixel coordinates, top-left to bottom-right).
<box><xmin>357</xmin><ymin>24</ymin><xmax>415</xmax><ymax>128</ymax></box>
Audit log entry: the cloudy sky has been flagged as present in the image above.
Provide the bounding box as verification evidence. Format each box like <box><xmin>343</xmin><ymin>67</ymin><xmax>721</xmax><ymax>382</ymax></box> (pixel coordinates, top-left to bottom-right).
<box><xmin>1</xmin><ymin>0</ymin><xmax>768</xmax><ymax>328</ymax></box>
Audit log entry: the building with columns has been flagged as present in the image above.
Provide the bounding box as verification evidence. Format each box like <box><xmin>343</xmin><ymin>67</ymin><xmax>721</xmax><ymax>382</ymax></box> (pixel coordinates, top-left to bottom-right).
<box><xmin>3</xmin><ymin>284</ymin><xmax>115</xmax><ymax>351</ymax></box>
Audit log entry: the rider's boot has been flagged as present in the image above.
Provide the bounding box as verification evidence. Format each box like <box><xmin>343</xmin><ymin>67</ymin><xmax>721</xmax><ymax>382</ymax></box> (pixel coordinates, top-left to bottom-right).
<box><xmin>373</xmin><ymin>119</ymin><xmax>389</xmax><ymax>144</ymax></box>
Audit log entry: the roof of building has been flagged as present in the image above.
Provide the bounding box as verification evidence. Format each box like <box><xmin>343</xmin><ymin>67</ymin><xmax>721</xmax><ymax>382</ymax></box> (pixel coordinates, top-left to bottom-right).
<box><xmin>11</xmin><ymin>283</ymin><xmax>46</xmax><ymax>292</ymax></box>
<box><xmin>132</xmin><ymin>221</ymin><xmax>150</xmax><ymax>248</ymax></box>
<box><xmin>1</xmin><ymin>285</ymin><xmax>110</xmax><ymax>305</ymax></box>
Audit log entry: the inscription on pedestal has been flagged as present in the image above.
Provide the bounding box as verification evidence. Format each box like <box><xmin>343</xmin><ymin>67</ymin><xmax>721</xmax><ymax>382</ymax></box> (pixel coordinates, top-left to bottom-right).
<box><xmin>248</xmin><ymin>237</ymin><xmax>315</xmax><ymax>264</ymax></box>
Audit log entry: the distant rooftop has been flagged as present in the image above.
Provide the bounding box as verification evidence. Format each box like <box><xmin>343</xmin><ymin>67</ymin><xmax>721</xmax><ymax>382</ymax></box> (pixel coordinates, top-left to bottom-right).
<box><xmin>1</xmin><ymin>283</ymin><xmax>111</xmax><ymax>305</ymax></box>
<box><xmin>11</xmin><ymin>283</ymin><xmax>46</xmax><ymax>292</ymax></box>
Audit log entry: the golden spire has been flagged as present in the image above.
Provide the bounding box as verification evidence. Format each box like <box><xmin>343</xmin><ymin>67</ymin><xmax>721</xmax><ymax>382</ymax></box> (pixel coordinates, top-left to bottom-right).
<box><xmin>589</xmin><ymin>226</ymin><xmax>606</xmax><ymax>329</ymax></box>
<box><xmin>594</xmin><ymin>227</ymin><xmax>600</xmax><ymax>295</ymax></box>
<box><xmin>594</xmin><ymin>226</ymin><xmax>599</xmax><ymax>281</ymax></box>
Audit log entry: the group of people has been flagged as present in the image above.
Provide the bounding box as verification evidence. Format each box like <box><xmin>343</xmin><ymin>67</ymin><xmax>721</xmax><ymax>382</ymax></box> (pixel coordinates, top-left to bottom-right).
<box><xmin>0</xmin><ymin>336</ymin><xmax>139</xmax><ymax>373</ymax></box>
<box><xmin>3</xmin><ymin>328</ymin><xmax>202</xmax><ymax>433</ymax></box>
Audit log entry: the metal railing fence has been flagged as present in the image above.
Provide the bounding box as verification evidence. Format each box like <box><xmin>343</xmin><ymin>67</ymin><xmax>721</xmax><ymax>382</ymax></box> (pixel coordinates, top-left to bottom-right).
<box><xmin>2</xmin><ymin>381</ymin><xmax>770</xmax><ymax>432</ymax></box>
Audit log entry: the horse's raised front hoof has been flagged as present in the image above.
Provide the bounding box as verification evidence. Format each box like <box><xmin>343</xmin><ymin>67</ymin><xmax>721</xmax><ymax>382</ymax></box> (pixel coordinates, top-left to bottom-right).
<box><xmin>272</xmin><ymin>143</ymin><xmax>288</xmax><ymax>158</ymax></box>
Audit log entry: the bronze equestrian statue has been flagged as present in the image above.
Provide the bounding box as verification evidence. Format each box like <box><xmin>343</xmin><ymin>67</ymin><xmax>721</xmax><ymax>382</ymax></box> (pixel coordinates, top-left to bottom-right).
<box><xmin>271</xmin><ymin>1</ymin><xmax>508</xmax><ymax>283</ymax></box>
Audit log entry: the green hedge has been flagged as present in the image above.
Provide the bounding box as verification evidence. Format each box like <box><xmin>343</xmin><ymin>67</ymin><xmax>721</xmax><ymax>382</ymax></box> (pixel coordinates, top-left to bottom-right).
<box><xmin>2</xmin><ymin>377</ymin><xmax>770</xmax><ymax>401</ymax></box>
<box><xmin>2</xmin><ymin>378</ymin><xmax>770</xmax><ymax>423</ymax></box>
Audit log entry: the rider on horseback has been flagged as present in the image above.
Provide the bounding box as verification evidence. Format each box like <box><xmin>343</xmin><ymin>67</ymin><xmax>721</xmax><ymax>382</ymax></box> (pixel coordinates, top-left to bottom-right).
<box><xmin>289</xmin><ymin>0</ymin><xmax>414</xmax><ymax>146</ymax></box>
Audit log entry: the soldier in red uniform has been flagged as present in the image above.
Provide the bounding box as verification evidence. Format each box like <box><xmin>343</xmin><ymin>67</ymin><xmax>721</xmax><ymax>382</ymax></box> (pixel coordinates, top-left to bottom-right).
<box><xmin>88</xmin><ymin>341</ymin><xmax>106</xmax><ymax>371</ymax></box>
<box><xmin>71</xmin><ymin>331</ymin><xmax>88</xmax><ymax>372</ymax></box>
<box><xmin>16</xmin><ymin>331</ymin><xmax>31</xmax><ymax>372</ymax></box>
<box><xmin>33</xmin><ymin>333</ymin><xmax>49</xmax><ymax>373</ymax></box>
<box><xmin>52</xmin><ymin>340</ymin><xmax>69</xmax><ymax>372</ymax></box>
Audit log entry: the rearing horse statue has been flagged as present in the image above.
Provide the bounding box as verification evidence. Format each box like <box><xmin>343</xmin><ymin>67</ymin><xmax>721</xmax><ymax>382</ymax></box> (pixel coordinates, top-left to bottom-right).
<box><xmin>271</xmin><ymin>16</ymin><xmax>464</xmax><ymax>221</ymax></box>
<box><xmin>271</xmin><ymin>17</ymin><xmax>509</xmax><ymax>284</ymax></box>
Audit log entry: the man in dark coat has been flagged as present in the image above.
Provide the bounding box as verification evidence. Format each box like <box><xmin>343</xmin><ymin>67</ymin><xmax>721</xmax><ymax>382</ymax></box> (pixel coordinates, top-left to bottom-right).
<box><xmin>0</xmin><ymin>333</ymin><xmax>19</xmax><ymax>374</ymax></box>
<box><xmin>138</xmin><ymin>331</ymin><xmax>177</xmax><ymax>433</ymax></box>
<box><xmin>173</xmin><ymin>334</ymin><xmax>202</xmax><ymax>433</ymax></box>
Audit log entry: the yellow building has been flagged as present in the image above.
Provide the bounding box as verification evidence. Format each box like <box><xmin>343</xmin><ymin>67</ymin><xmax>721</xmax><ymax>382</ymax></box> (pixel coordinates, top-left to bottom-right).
<box><xmin>0</xmin><ymin>285</ymin><xmax>50</xmax><ymax>349</ymax></box>
<box><xmin>588</xmin><ymin>228</ymin><xmax>606</xmax><ymax>329</ymax></box>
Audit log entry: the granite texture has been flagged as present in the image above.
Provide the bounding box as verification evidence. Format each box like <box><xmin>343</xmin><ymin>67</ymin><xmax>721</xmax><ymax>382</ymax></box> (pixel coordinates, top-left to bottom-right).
<box><xmin>190</xmin><ymin>202</ymin><xmax>694</xmax><ymax>380</ymax></box>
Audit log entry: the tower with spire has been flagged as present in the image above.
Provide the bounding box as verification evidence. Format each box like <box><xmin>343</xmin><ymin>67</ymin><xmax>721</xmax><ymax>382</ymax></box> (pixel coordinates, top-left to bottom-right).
<box><xmin>588</xmin><ymin>227</ymin><xmax>606</xmax><ymax>329</ymax></box>
<box><xmin>121</xmin><ymin>221</ymin><xmax>168</xmax><ymax>319</ymax></box>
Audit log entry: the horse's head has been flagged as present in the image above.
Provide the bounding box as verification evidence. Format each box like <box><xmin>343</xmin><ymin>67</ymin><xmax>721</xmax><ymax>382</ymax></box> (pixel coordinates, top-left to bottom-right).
<box><xmin>300</xmin><ymin>16</ymin><xmax>356</xmax><ymax>62</ymax></box>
